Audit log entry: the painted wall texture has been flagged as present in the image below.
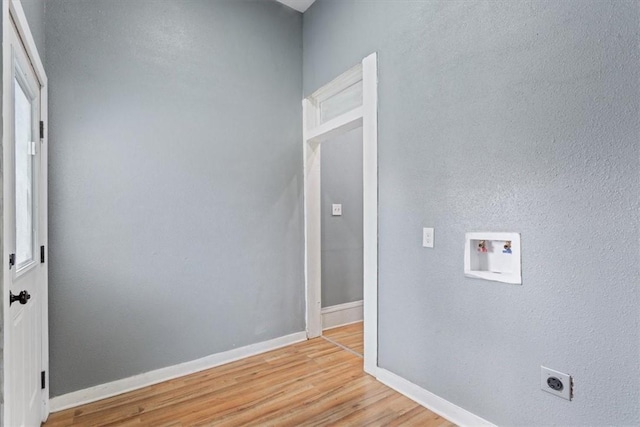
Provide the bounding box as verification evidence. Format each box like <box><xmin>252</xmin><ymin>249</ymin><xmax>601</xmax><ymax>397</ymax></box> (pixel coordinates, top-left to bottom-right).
<box><xmin>304</xmin><ymin>0</ymin><xmax>639</xmax><ymax>425</ymax></box>
<box><xmin>20</xmin><ymin>0</ymin><xmax>45</xmax><ymax>59</ymax></box>
<box><xmin>321</xmin><ymin>127</ymin><xmax>363</xmax><ymax>308</ymax></box>
<box><xmin>45</xmin><ymin>0</ymin><xmax>304</xmax><ymax>397</ymax></box>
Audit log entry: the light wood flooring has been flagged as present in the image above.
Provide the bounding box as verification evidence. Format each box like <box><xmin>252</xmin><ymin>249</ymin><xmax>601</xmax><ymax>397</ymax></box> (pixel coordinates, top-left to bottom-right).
<box><xmin>44</xmin><ymin>323</ymin><xmax>454</xmax><ymax>426</ymax></box>
<box><xmin>322</xmin><ymin>322</ymin><xmax>364</xmax><ymax>357</ymax></box>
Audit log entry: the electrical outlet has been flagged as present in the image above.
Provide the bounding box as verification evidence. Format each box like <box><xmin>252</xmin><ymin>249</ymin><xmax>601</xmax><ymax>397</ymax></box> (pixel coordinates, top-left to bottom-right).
<box><xmin>541</xmin><ymin>366</ymin><xmax>572</xmax><ymax>401</ymax></box>
<box><xmin>422</xmin><ymin>227</ymin><xmax>434</xmax><ymax>248</ymax></box>
<box><xmin>332</xmin><ymin>204</ymin><xmax>342</xmax><ymax>216</ymax></box>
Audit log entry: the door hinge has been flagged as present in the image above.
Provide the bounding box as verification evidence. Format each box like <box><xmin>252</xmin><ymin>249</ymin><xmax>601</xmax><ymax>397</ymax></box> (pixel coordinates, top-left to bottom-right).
<box><xmin>41</xmin><ymin>371</ymin><xmax>46</xmax><ymax>389</ymax></box>
<box><xmin>40</xmin><ymin>245</ymin><xmax>45</xmax><ymax>263</ymax></box>
<box><xmin>9</xmin><ymin>253</ymin><xmax>15</xmax><ymax>269</ymax></box>
<box><xmin>39</xmin><ymin>121</ymin><xmax>44</xmax><ymax>140</ymax></box>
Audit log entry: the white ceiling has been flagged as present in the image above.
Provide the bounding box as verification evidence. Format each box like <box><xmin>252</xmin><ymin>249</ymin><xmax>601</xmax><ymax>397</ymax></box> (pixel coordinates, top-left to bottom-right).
<box><xmin>275</xmin><ymin>0</ymin><xmax>316</xmax><ymax>13</ymax></box>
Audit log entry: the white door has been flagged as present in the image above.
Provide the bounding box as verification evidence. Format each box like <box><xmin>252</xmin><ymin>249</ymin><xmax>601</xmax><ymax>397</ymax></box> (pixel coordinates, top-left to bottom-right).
<box><xmin>6</xmin><ymin>15</ymin><xmax>46</xmax><ymax>427</ymax></box>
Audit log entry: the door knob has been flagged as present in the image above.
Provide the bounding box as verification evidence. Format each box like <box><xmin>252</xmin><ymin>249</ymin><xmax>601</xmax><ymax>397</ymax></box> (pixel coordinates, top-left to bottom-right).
<box><xmin>10</xmin><ymin>290</ymin><xmax>30</xmax><ymax>306</ymax></box>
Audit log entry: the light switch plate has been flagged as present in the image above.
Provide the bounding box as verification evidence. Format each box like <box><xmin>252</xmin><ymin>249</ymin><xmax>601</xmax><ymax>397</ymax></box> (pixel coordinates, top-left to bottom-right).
<box><xmin>422</xmin><ymin>227</ymin><xmax>434</xmax><ymax>248</ymax></box>
<box><xmin>332</xmin><ymin>204</ymin><xmax>342</xmax><ymax>216</ymax></box>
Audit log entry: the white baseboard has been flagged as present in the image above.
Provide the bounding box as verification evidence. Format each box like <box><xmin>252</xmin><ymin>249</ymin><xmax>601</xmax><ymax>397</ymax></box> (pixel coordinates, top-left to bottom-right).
<box><xmin>375</xmin><ymin>368</ymin><xmax>495</xmax><ymax>427</ymax></box>
<box><xmin>321</xmin><ymin>300</ymin><xmax>363</xmax><ymax>330</ymax></box>
<box><xmin>50</xmin><ymin>331</ymin><xmax>307</xmax><ymax>413</ymax></box>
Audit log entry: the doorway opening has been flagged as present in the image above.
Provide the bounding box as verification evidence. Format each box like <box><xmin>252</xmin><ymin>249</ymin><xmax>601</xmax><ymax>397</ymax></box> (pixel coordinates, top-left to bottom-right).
<box><xmin>303</xmin><ymin>53</ymin><xmax>377</xmax><ymax>374</ymax></box>
<box><xmin>318</xmin><ymin>126</ymin><xmax>363</xmax><ymax>357</ymax></box>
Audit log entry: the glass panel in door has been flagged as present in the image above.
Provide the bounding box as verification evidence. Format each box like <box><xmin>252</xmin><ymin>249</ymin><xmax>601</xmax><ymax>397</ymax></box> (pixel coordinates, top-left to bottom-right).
<box><xmin>14</xmin><ymin>77</ymin><xmax>36</xmax><ymax>269</ymax></box>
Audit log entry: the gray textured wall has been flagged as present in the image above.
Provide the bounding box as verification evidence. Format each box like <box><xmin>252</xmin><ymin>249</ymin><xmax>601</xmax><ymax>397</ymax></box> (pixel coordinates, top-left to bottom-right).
<box><xmin>20</xmin><ymin>0</ymin><xmax>45</xmax><ymax>59</ymax></box>
<box><xmin>45</xmin><ymin>0</ymin><xmax>304</xmax><ymax>397</ymax></box>
<box><xmin>304</xmin><ymin>1</ymin><xmax>639</xmax><ymax>425</ymax></box>
<box><xmin>321</xmin><ymin>127</ymin><xmax>363</xmax><ymax>308</ymax></box>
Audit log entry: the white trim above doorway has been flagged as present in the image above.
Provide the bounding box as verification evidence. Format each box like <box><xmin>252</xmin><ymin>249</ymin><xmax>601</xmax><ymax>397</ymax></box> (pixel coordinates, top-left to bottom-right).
<box><xmin>303</xmin><ymin>52</ymin><xmax>378</xmax><ymax>375</ymax></box>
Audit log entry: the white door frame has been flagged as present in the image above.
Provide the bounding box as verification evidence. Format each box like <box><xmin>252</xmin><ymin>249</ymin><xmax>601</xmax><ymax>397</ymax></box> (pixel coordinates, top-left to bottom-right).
<box><xmin>2</xmin><ymin>0</ymin><xmax>49</xmax><ymax>421</ymax></box>
<box><xmin>303</xmin><ymin>53</ymin><xmax>378</xmax><ymax>374</ymax></box>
